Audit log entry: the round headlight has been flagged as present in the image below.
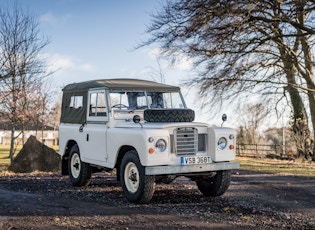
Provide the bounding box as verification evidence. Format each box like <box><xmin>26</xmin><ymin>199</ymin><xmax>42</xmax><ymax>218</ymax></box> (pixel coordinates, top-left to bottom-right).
<box><xmin>218</xmin><ymin>137</ymin><xmax>227</xmax><ymax>150</ymax></box>
<box><xmin>155</xmin><ymin>139</ymin><xmax>167</xmax><ymax>152</ymax></box>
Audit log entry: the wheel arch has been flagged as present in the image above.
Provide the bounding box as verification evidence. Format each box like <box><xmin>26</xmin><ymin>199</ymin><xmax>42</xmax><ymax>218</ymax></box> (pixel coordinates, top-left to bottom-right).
<box><xmin>115</xmin><ymin>145</ymin><xmax>137</xmax><ymax>181</ymax></box>
<box><xmin>61</xmin><ymin>140</ymin><xmax>78</xmax><ymax>175</ymax></box>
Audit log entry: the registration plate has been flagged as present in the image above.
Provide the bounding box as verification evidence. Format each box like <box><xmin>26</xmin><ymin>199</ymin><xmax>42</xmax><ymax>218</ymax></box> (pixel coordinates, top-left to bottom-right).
<box><xmin>180</xmin><ymin>156</ymin><xmax>211</xmax><ymax>165</ymax></box>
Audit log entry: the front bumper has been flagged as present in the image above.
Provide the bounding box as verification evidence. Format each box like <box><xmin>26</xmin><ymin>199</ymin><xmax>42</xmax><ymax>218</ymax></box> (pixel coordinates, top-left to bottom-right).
<box><xmin>145</xmin><ymin>162</ymin><xmax>240</xmax><ymax>176</ymax></box>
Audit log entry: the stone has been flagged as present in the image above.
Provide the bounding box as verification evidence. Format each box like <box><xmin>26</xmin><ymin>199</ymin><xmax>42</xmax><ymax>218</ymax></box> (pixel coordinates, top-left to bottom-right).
<box><xmin>8</xmin><ymin>135</ymin><xmax>60</xmax><ymax>173</ymax></box>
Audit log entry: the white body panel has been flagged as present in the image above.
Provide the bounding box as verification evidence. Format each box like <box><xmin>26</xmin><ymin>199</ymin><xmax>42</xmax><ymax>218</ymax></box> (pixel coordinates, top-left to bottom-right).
<box><xmin>59</xmin><ymin>119</ymin><xmax>238</xmax><ymax>173</ymax></box>
<box><xmin>208</xmin><ymin>127</ymin><xmax>236</xmax><ymax>162</ymax></box>
<box><xmin>80</xmin><ymin>123</ymin><xmax>107</xmax><ymax>164</ymax></box>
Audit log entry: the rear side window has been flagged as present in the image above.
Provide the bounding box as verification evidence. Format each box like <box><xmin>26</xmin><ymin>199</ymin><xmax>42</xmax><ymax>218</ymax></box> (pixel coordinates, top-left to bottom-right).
<box><xmin>60</xmin><ymin>92</ymin><xmax>86</xmax><ymax>124</ymax></box>
<box><xmin>70</xmin><ymin>96</ymin><xmax>83</xmax><ymax>109</ymax></box>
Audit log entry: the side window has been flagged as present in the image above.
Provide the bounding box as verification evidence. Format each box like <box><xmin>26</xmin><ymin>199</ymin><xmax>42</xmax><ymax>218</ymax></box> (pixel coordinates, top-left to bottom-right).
<box><xmin>88</xmin><ymin>90</ymin><xmax>108</xmax><ymax>121</ymax></box>
<box><xmin>70</xmin><ymin>96</ymin><xmax>83</xmax><ymax>109</ymax></box>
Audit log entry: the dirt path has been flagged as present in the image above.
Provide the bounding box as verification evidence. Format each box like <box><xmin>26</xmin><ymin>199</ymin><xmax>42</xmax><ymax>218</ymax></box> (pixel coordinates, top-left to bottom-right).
<box><xmin>0</xmin><ymin>170</ymin><xmax>314</xmax><ymax>229</ymax></box>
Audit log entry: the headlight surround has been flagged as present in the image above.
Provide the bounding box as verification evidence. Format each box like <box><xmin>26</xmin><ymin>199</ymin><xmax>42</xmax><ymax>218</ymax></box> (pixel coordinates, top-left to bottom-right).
<box><xmin>218</xmin><ymin>137</ymin><xmax>227</xmax><ymax>150</ymax></box>
<box><xmin>155</xmin><ymin>139</ymin><xmax>167</xmax><ymax>152</ymax></box>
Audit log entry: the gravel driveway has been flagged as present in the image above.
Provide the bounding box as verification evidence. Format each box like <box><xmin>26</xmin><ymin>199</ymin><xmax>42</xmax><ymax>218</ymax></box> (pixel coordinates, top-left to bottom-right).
<box><xmin>0</xmin><ymin>170</ymin><xmax>314</xmax><ymax>229</ymax></box>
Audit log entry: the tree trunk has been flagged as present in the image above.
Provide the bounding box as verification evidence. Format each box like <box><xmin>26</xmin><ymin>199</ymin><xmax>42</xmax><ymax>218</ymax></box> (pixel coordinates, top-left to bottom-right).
<box><xmin>297</xmin><ymin>5</ymin><xmax>315</xmax><ymax>160</ymax></box>
<box><xmin>307</xmin><ymin>92</ymin><xmax>315</xmax><ymax>161</ymax></box>
<box><xmin>302</xmin><ymin>46</ymin><xmax>315</xmax><ymax>160</ymax></box>
<box><xmin>286</xmin><ymin>83</ymin><xmax>310</xmax><ymax>159</ymax></box>
<box><xmin>274</xmin><ymin>13</ymin><xmax>311</xmax><ymax>159</ymax></box>
<box><xmin>9</xmin><ymin>127</ymin><xmax>15</xmax><ymax>163</ymax></box>
<box><xmin>283</xmin><ymin>59</ymin><xmax>310</xmax><ymax>159</ymax></box>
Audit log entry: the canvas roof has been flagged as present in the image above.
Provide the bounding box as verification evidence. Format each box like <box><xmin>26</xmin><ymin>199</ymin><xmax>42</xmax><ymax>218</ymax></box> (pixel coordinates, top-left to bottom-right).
<box><xmin>62</xmin><ymin>78</ymin><xmax>180</xmax><ymax>92</ymax></box>
<box><xmin>60</xmin><ymin>78</ymin><xmax>181</xmax><ymax>124</ymax></box>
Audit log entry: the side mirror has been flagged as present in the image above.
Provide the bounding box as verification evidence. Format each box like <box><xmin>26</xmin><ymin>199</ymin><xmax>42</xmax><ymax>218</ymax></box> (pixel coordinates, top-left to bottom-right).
<box><xmin>222</xmin><ymin>114</ymin><xmax>227</xmax><ymax>122</ymax></box>
<box><xmin>133</xmin><ymin>115</ymin><xmax>141</xmax><ymax>123</ymax></box>
<box><xmin>221</xmin><ymin>114</ymin><xmax>227</xmax><ymax>127</ymax></box>
<box><xmin>133</xmin><ymin>115</ymin><xmax>143</xmax><ymax>128</ymax></box>
<box><xmin>79</xmin><ymin>121</ymin><xmax>86</xmax><ymax>132</ymax></box>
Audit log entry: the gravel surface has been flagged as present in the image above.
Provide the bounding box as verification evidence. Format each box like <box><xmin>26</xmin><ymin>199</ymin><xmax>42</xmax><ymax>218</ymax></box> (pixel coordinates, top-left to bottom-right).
<box><xmin>0</xmin><ymin>169</ymin><xmax>314</xmax><ymax>229</ymax></box>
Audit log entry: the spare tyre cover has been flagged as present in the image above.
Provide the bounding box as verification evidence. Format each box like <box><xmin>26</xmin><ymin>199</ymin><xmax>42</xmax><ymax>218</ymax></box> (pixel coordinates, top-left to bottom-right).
<box><xmin>144</xmin><ymin>109</ymin><xmax>195</xmax><ymax>122</ymax></box>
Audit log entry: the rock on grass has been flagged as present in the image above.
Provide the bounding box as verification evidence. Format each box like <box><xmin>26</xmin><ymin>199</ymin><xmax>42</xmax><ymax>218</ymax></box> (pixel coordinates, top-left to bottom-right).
<box><xmin>8</xmin><ymin>135</ymin><xmax>61</xmax><ymax>173</ymax></box>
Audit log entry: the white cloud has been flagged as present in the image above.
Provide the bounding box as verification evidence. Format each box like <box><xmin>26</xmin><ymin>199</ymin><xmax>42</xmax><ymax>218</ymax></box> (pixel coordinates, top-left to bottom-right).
<box><xmin>47</xmin><ymin>53</ymin><xmax>75</xmax><ymax>71</ymax></box>
<box><xmin>145</xmin><ymin>47</ymin><xmax>193</xmax><ymax>71</ymax></box>
<box><xmin>46</xmin><ymin>53</ymin><xmax>97</xmax><ymax>75</ymax></box>
<box><xmin>173</xmin><ymin>57</ymin><xmax>193</xmax><ymax>71</ymax></box>
<box><xmin>44</xmin><ymin>53</ymin><xmax>99</xmax><ymax>90</ymax></box>
<box><xmin>40</xmin><ymin>12</ymin><xmax>72</xmax><ymax>27</ymax></box>
<box><xmin>51</xmin><ymin>54</ymin><xmax>75</xmax><ymax>69</ymax></box>
<box><xmin>147</xmin><ymin>48</ymin><xmax>162</xmax><ymax>59</ymax></box>
<box><xmin>80</xmin><ymin>63</ymin><xmax>95</xmax><ymax>72</ymax></box>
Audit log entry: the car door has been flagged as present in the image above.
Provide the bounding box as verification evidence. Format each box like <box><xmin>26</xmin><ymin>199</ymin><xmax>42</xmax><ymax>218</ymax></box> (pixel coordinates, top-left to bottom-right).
<box><xmin>80</xmin><ymin>89</ymin><xmax>108</xmax><ymax>164</ymax></box>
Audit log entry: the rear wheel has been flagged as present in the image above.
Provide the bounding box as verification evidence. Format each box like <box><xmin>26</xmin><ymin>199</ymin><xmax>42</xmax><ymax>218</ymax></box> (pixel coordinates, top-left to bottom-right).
<box><xmin>196</xmin><ymin>170</ymin><xmax>231</xmax><ymax>197</ymax></box>
<box><xmin>120</xmin><ymin>150</ymin><xmax>155</xmax><ymax>204</ymax></box>
<box><xmin>68</xmin><ymin>144</ymin><xmax>91</xmax><ymax>187</ymax></box>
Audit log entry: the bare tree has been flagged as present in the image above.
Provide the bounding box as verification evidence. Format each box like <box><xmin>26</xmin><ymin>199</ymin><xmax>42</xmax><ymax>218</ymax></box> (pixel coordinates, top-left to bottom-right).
<box><xmin>149</xmin><ymin>57</ymin><xmax>166</xmax><ymax>84</ymax></box>
<box><xmin>237</xmin><ymin>103</ymin><xmax>270</xmax><ymax>144</ymax></box>
<box><xmin>143</xmin><ymin>0</ymin><xmax>315</xmax><ymax>160</ymax></box>
<box><xmin>48</xmin><ymin>101</ymin><xmax>62</xmax><ymax>131</ymax></box>
<box><xmin>0</xmin><ymin>4</ymin><xmax>50</xmax><ymax>162</ymax></box>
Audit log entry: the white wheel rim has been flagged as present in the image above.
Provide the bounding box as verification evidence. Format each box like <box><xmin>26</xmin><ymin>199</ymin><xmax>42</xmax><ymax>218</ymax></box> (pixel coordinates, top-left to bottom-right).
<box><xmin>70</xmin><ymin>153</ymin><xmax>81</xmax><ymax>179</ymax></box>
<box><xmin>124</xmin><ymin>162</ymin><xmax>140</xmax><ymax>193</ymax></box>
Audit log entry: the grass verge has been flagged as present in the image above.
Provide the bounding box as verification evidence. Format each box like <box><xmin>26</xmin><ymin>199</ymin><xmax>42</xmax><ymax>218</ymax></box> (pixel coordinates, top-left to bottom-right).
<box><xmin>237</xmin><ymin>156</ymin><xmax>315</xmax><ymax>178</ymax></box>
<box><xmin>0</xmin><ymin>145</ymin><xmax>59</xmax><ymax>172</ymax></box>
<box><xmin>0</xmin><ymin>145</ymin><xmax>314</xmax><ymax>178</ymax></box>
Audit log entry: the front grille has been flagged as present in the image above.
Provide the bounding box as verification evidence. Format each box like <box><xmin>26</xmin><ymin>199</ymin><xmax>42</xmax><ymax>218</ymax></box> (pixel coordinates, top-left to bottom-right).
<box><xmin>173</xmin><ymin>127</ymin><xmax>198</xmax><ymax>155</ymax></box>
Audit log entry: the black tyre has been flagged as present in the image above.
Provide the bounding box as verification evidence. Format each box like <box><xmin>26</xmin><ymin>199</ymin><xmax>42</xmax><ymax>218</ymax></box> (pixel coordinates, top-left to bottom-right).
<box><xmin>68</xmin><ymin>144</ymin><xmax>91</xmax><ymax>187</ymax></box>
<box><xmin>144</xmin><ymin>108</ymin><xmax>195</xmax><ymax>122</ymax></box>
<box><xmin>196</xmin><ymin>170</ymin><xmax>231</xmax><ymax>197</ymax></box>
<box><xmin>120</xmin><ymin>150</ymin><xmax>155</xmax><ymax>204</ymax></box>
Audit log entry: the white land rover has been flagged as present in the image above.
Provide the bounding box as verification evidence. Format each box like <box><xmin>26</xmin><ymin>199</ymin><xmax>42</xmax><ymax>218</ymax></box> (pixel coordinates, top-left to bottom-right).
<box><xmin>59</xmin><ymin>78</ymin><xmax>239</xmax><ymax>203</ymax></box>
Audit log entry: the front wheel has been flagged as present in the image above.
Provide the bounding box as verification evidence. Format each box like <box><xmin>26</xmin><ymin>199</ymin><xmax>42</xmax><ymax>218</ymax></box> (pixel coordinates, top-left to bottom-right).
<box><xmin>120</xmin><ymin>150</ymin><xmax>155</xmax><ymax>204</ymax></box>
<box><xmin>196</xmin><ymin>170</ymin><xmax>231</xmax><ymax>197</ymax></box>
<box><xmin>68</xmin><ymin>144</ymin><xmax>91</xmax><ymax>187</ymax></box>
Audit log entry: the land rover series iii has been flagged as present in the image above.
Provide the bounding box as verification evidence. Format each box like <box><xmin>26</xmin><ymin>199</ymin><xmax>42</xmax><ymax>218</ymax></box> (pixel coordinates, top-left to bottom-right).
<box><xmin>59</xmin><ymin>78</ymin><xmax>239</xmax><ymax>203</ymax></box>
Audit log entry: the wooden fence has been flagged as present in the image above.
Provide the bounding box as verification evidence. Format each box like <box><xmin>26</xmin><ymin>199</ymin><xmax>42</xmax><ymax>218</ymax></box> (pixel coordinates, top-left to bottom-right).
<box><xmin>236</xmin><ymin>143</ymin><xmax>283</xmax><ymax>157</ymax></box>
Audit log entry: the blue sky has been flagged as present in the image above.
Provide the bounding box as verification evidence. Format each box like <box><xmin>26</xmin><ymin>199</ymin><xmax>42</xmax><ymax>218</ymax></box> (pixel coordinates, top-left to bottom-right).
<box><xmin>3</xmin><ymin>0</ymin><xmax>218</xmax><ymax>122</ymax></box>
<box><xmin>10</xmin><ymin>0</ymin><xmax>192</xmax><ymax>91</ymax></box>
<box><xmin>0</xmin><ymin>0</ymin><xmax>250</xmax><ymax>126</ymax></box>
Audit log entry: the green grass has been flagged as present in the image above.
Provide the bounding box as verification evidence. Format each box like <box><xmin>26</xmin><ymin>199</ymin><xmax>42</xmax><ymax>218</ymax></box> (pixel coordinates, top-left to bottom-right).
<box><xmin>0</xmin><ymin>145</ymin><xmax>314</xmax><ymax>178</ymax></box>
<box><xmin>0</xmin><ymin>145</ymin><xmax>21</xmax><ymax>164</ymax></box>
<box><xmin>0</xmin><ymin>144</ymin><xmax>59</xmax><ymax>167</ymax></box>
<box><xmin>237</xmin><ymin>156</ymin><xmax>315</xmax><ymax>178</ymax></box>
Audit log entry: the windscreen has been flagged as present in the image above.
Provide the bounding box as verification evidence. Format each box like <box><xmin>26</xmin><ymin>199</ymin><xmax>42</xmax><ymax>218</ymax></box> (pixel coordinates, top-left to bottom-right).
<box><xmin>109</xmin><ymin>91</ymin><xmax>185</xmax><ymax>110</ymax></box>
